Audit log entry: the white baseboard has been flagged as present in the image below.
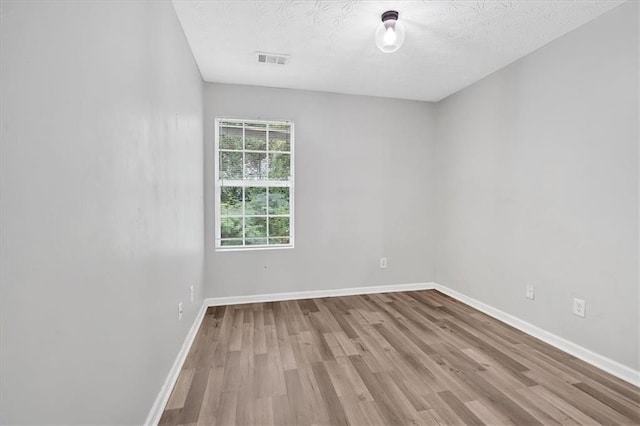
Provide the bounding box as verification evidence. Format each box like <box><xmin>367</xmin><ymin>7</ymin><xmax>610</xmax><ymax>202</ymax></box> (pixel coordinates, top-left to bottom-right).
<box><xmin>433</xmin><ymin>283</ymin><xmax>640</xmax><ymax>388</ymax></box>
<box><xmin>144</xmin><ymin>301</ymin><xmax>208</xmax><ymax>426</ymax></box>
<box><xmin>204</xmin><ymin>282</ymin><xmax>436</xmax><ymax>306</ymax></box>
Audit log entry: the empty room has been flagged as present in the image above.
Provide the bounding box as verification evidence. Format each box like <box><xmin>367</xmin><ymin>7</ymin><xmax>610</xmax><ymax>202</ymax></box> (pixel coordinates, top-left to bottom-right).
<box><xmin>1</xmin><ymin>0</ymin><xmax>639</xmax><ymax>425</ymax></box>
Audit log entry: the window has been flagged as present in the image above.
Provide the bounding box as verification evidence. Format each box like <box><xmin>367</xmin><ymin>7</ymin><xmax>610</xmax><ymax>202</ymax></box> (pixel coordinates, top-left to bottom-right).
<box><xmin>215</xmin><ymin>118</ymin><xmax>294</xmax><ymax>250</ymax></box>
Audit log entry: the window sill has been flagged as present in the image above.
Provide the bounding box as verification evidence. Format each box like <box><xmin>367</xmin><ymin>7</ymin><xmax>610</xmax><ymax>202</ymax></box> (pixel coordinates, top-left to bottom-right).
<box><xmin>215</xmin><ymin>244</ymin><xmax>294</xmax><ymax>252</ymax></box>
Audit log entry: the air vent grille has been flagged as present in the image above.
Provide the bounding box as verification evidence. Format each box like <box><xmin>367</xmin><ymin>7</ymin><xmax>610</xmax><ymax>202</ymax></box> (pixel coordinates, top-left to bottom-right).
<box><xmin>257</xmin><ymin>52</ymin><xmax>290</xmax><ymax>65</ymax></box>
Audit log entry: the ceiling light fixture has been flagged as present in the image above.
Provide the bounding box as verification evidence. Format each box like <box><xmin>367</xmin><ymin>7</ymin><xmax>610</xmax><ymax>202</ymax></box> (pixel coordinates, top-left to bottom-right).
<box><xmin>375</xmin><ymin>10</ymin><xmax>405</xmax><ymax>53</ymax></box>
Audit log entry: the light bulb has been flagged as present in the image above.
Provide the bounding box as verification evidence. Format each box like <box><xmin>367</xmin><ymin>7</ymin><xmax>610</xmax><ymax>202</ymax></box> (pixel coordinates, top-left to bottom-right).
<box><xmin>375</xmin><ymin>11</ymin><xmax>405</xmax><ymax>53</ymax></box>
<box><xmin>383</xmin><ymin>26</ymin><xmax>397</xmax><ymax>46</ymax></box>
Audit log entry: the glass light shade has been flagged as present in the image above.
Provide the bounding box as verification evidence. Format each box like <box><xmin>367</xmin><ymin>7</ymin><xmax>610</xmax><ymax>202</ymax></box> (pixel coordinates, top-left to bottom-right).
<box><xmin>375</xmin><ymin>18</ymin><xmax>405</xmax><ymax>53</ymax></box>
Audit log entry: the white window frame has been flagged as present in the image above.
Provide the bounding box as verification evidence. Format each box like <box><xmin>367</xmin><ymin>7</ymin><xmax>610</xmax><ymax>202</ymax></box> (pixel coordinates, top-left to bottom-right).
<box><xmin>214</xmin><ymin>118</ymin><xmax>295</xmax><ymax>251</ymax></box>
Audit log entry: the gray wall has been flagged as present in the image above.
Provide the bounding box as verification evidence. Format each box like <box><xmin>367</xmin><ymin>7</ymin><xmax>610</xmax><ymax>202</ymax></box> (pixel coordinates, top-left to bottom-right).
<box><xmin>0</xmin><ymin>1</ymin><xmax>204</xmax><ymax>424</ymax></box>
<box><xmin>204</xmin><ymin>83</ymin><xmax>436</xmax><ymax>298</ymax></box>
<box><xmin>435</xmin><ymin>2</ymin><xmax>639</xmax><ymax>370</ymax></box>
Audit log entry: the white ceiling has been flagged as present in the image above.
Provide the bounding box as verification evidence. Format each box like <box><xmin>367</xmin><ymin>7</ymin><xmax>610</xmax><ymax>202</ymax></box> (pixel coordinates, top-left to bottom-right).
<box><xmin>172</xmin><ymin>0</ymin><xmax>625</xmax><ymax>102</ymax></box>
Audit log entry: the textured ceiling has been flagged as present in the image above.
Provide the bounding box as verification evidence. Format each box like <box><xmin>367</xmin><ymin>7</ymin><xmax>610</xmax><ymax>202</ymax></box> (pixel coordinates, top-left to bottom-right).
<box><xmin>172</xmin><ymin>0</ymin><xmax>625</xmax><ymax>102</ymax></box>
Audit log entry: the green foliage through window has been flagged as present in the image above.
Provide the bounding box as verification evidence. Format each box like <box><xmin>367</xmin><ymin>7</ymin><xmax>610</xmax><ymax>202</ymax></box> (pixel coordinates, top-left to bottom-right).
<box><xmin>269</xmin><ymin>187</ymin><xmax>289</xmax><ymax>214</ymax></box>
<box><xmin>220</xmin><ymin>187</ymin><xmax>242</xmax><ymax>216</ymax></box>
<box><xmin>245</xmin><ymin>187</ymin><xmax>267</xmax><ymax>215</ymax></box>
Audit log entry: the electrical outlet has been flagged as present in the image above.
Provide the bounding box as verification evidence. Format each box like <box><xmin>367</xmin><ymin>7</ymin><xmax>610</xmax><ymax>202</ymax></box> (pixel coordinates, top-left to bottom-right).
<box><xmin>380</xmin><ymin>257</ymin><xmax>387</xmax><ymax>269</ymax></box>
<box><xmin>190</xmin><ymin>285</ymin><xmax>194</xmax><ymax>303</ymax></box>
<box><xmin>573</xmin><ymin>298</ymin><xmax>585</xmax><ymax>318</ymax></box>
<box><xmin>526</xmin><ymin>284</ymin><xmax>535</xmax><ymax>300</ymax></box>
<box><xmin>178</xmin><ymin>302</ymin><xmax>183</xmax><ymax>320</ymax></box>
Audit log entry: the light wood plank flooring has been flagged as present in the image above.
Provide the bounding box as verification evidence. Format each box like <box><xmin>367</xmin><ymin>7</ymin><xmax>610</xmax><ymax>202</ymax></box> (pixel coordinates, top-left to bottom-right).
<box><xmin>160</xmin><ymin>290</ymin><xmax>640</xmax><ymax>425</ymax></box>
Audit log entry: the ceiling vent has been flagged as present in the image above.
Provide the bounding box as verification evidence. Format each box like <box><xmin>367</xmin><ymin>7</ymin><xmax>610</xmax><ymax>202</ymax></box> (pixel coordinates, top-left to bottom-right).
<box><xmin>257</xmin><ymin>51</ymin><xmax>290</xmax><ymax>65</ymax></box>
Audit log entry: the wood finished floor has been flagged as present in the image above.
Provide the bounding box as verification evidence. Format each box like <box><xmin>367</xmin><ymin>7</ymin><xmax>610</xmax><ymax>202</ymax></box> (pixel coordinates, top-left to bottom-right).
<box><xmin>160</xmin><ymin>290</ymin><xmax>640</xmax><ymax>425</ymax></box>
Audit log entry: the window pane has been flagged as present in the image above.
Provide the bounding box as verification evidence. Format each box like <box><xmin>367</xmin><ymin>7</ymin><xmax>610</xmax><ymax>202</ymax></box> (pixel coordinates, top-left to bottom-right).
<box><xmin>269</xmin><ymin>217</ymin><xmax>289</xmax><ymax>237</ymax></box>
<box><xmin>221</xmin><ymin>239</ymin><xmax>243</xmax><ymax>246</ymax></box>
<box><xmin>268</xmin><ymin>187</ymin><xmax>289</xmax><ymax>214</ymax></box>
<box><xmin>245</xmin><ymin>152</ymin><xmax>268</xmax><ymax>179</ymax></box>
<box><xmin>220</xmin><ymin>121</ymin><xmax>242</xmax><ymax>127</ymax></box>
<box><xmin>245</xmin><ymin>217</ymin><xmax>267</xmax><ymax>238</ymax></box>
<box><xmin>269</xmin><ymin>123</ymin><xmax>290</xmax><ymax>131</ymax></box>
<box><xmin>220</xmin><ymin>127</ymin><xmax>242</xmax><ymax>150</ymax></box>
<box><xmin>245</xmin><ymin>187</ymin><xmax>267</xmax><ymax>215</ymax></box>
<box><xmin>245</xmin><ymin>129</ymin><xmax>266</xmax><ymax>151</ymax></box>
<box><xmin>246</xmin><ymin>238</ymin><xmax>268</xmax><ymax>246</ymax></box>
<box><xmin>269</xmin><ymin>237</ymin><xmax>290</xmax><ymax>245</ymax></box>
<box><xmin>220</xmin><ymin>151</ymin><xmax>243</xmax><ymax>179</ymax></box>
<box><xmin>269</xmin><ymin>130</ymin><xmax>290</xmax><ymax>152</ymax></box>
<box><xmin>246</xmin><ymin>122</ymin><xmax>267</xmax><ymax>130</ymax></box>
<box><xmin>268</xmin><ymin>153</ymin><xmax>290</xmax><ymax>180</ymax></box>
<box><xmin>220</xmin><ymin>187</ymin><xmax>243</xmax><ymax>216</ymax></box>
<box><xmin>221</xmin><ymin>217</ymin><xmax>243</xmax><ymax>238</ymax></box>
